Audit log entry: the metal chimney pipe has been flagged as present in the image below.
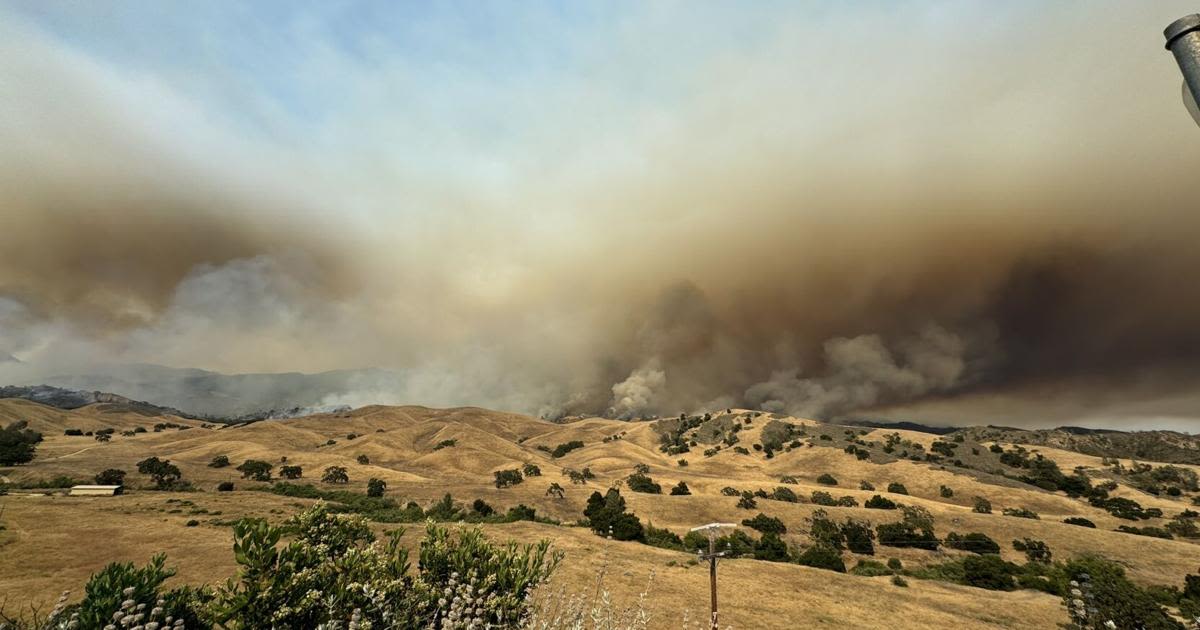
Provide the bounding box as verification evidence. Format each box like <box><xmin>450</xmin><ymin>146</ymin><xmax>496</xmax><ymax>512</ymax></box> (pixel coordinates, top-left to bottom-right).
<box><xmin>1165</xmin><ymin>14</ymin><xmax>1200</xmax><ymax>117</ymax></box>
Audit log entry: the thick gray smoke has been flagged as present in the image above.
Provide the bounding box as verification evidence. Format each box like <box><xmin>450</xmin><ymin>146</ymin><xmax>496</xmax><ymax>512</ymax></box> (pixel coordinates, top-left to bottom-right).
<box><xmin>3</xmin><ymin>2</ymin><xmax>1200</xmax><ymax>428</ymax></box>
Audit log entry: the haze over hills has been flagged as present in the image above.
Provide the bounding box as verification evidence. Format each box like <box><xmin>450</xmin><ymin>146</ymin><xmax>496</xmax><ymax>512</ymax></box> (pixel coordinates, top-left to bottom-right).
<box><xmin>1</xmin><ymin>363</ymin><xmax>403</xmax><ymax>418</ymax></box>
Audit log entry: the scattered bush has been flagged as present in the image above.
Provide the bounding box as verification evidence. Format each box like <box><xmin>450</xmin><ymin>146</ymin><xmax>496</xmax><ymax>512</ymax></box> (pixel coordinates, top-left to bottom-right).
<box><xmin>137</xmin><ymin>456</ymin><xmax>183</xmax><ymax>489</ymax></box>
<box><xmin>494</xmin><ymin>468</ymin><xmax>524</xmax><ymax>488</ymax></box>
<box><xmin>1061</xmin><ymin>555</ymin><xmax>1182</xmax><ymax>629</ymax></box>
<box><xmin>720</xmin><ymin>486</ymin><xmax>741</xmax><ymax>497</ymax></box>
<box><xmin>1001</xmin><ymin>507</ymin><xmax>1039</xmax><ymax>519</ymax></box>
<box><xmin>972</xmin><ymin>496</ymin><xmax>992</xmax><ymax>514</ymax></box>
<box><xmin>1064</xmin><ymin>516</ymin><xmax>1096</xmax><ymax>528</ymax></box>
<box><xmin>816</xmin><ymin>473</ymin><xmax>838</xmax><ymax>486</ymax></box>
<box><xmin>753</xmin><ymin>532</ymin><xmax>791</xmax><ymax>562</ymax></box>
<box><xmin>550</xmin><ymin>440</ymin><xmax>585</xmax><ymax>458</ymax></box>
<box><xmin>795</xmin><ymin>545</ymin><xmax>846</xmax><ymax>572</ymax></box>
<box><xmin>741</xmin><ymin>513</ymin><xmax>787</xmax><ymax>534</ymax></box>
<box><xmin>522</xmin><ymin>463</ymin><xmax>542</xmax><ymax>477</ymax></box>
<box><xmin>841</xmin><ymin>519</ymin><xmax>875</xmax><ymax>555</ymax></box>
<box><xmin>64</xmin><ymin>428</ymin><xmax>84</xmax><ymax>436</ymax></box>
<box><xmin>859</xmin><ymin>480</ymin><xmax>875</xmax><ymax>491</ymax></box>
<box><xmin>939</xmin><ymin>485</ymin><xmax>954</xmax><ymax>498</ymax></box>
<box><xmin>876</xmin><ymin>506</ymin><xmax>938</xmax><ymax>551</ymax></box>
<box><xmin>891</xmin><ymin>575</ymin><xmax>908</xmax><ymax>587</ymax></box>
<box><xmin>432</xmin><ymin>439</ymin><xmax>457</xmax><ymax>451</ymax></box>
<box><xmin>208</xmin><ymin>455</ymin><xmax>231</xmax><ymax>468</ymax></box>
<box><xmin>185</xmin><ymin>519</ymin><xmax>199</xmax><ymax>527</ymax></box>
<box><xmin>545</xmin><ymin>482</ymin><xmax>565</xmax><ymax>499</ymax></box>
<box><xmin>367</xmin><ymin>477</ymin><xmax>387</xmax><ymax>497</ymax></box>
<box><xmin>945</xmin><ymin>532</ymin><xmax>1000</xmax><ymax>555</ymax></box>
<box><xmin>962</xmin><ymin>554</ymin><xmax>1016</xmax><ymax>591</ymax></box>
<box><xmin>644</xmin><ymin>523</ymin><xmax>684</xmax><ymax>551</ymax></box>
<box><xmin>0</xmin><ymin>421</ymin><xmax>42</xmax><ymax>465</ymax></box>
<box><xmin>887</xmin><ymin>557</ymin><xmax>903</xmax><ymax>571</ymax></box>
<box><xmin>217</xmin><ymin>481</ymin><xmax>234</xmax><ymax>492</ymax></box>
<box><xmin>626</xmin><ymin>472</ymin><xmax>662</xmax><ymax>494</ymax></box>
<box><xmin>669</xmin><ymin>480</ymin><xmax>691</xmax><ymax>496</ymax></box>
<box><xmin>279</xmin><ymin>465</ymin><xmax>303</xmax><ymax>479</ymax></box>
<box><xmin>321</xmin><ymin>466</ymin><xmax>350</xmax><ymax>484</ymax></box>
<box><xmin>94</xmin><ymin>468</ymin><xmax>127</xmax><ymax>486</ymax></box>
<box><xmin>1012</xmin><ymin>538</ymin><xmax>1051</xmax><ymax>563</ymax></box>
<box><xmin>780</xmin><ymin>475</ymin><xmax>799</xmax><ymax>484</ymax></box>
<box><xmin>584</xmin><ymin>488</ymin><xmax>643</xmax><ymax>541</ymax></box>
<box><xmin>886</xmin><ymin>482</ymin><xmax>908</xmax><ymax>495</ymax></box>
<box><xmin>771</xmin><ymin>486</ymin><xmax>799</xmax><ymax>503</ymax></box>
<box><xmin>356</xmin><ymin>454</ymin><xmax>370</xmax><ymax>465</ymax></box>
<box><xmin>236</xmin><ymin>459</ymin><xmax>273</xmax><ymax>482</ymax></box>
<box><xmin>1116</xmin><ymin>525</ymin><xmax>1173</xmax><ymax>539</ymax></box>
<box><xmin>736</xmin><ymin>494</ymin><xmax>758</xmax><ymax>510</ymax></box>
<box><xmin>865</xmin><ymin>495</ymin><xmax>898</xmax><ymax>510</ymax></box>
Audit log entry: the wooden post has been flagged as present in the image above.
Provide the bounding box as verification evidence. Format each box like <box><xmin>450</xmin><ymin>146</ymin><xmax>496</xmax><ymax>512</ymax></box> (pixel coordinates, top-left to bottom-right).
<box><xmin>709</xmin><ymin>533</ymin><xmax>718</xmax><ymax>629</ymax></box>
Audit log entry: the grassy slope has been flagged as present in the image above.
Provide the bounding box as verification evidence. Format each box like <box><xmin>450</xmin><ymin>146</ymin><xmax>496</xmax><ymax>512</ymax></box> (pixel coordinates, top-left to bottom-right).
<box><xmin>3</xmin><ymin>400</ymin><xmax>1199</xmax><ymax>628</ymax></box>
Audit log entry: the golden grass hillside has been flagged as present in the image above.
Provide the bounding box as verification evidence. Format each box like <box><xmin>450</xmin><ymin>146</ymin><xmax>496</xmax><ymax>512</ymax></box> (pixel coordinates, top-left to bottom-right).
<box><xmin>3</xmin><ymin>399</ymin><xmax>1199</xmax><ymax>628</ymax></box>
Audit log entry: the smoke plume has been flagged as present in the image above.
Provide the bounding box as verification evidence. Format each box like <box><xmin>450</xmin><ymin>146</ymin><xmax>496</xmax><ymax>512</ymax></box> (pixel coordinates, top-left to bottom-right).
<box><xmin>2</xmin><ymin>2</ymin><xmax>1199</xmax><ymax>428</ymax></box>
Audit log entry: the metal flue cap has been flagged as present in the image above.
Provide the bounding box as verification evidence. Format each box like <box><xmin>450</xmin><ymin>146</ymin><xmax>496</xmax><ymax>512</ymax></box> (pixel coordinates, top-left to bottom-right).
<box><xmin>1165</xmin><ymin>14</ymin><xmax>1200</xmax><ymax>49</ymax></box>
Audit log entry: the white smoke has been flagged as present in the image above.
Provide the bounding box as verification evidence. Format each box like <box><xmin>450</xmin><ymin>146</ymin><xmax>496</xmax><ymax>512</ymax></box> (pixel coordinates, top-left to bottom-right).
<box><xmin>608</xmin><ymin>361</ymin><xmax>667</xmax><ymax>419</ymax></box>
<box><xmin>744</xmin><ymin>325</ymin><xmax>970</xmax><ymax>419</ymax></box>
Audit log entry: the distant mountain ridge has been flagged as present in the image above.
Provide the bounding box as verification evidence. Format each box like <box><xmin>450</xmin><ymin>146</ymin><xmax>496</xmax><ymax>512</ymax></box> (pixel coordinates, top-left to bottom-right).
<box><xmin>0</xmin><ymin>385</ymin><xmax>195</xmax><ymax>418</ymax></box>
<box><xmin>5</xmin><ymin>363</ymin><xmax>402</xmax><ymax>418</ymax></box>
<box><xmin>963</xmin><ymin>425</ymin><xmax>1200</xmax><ymax>465</ymax></box>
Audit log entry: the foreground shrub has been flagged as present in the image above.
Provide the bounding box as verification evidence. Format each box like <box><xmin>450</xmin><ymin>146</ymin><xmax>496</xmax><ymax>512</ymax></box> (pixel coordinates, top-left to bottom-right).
<box><xmin>0</xmin><ymin>421</ymin><xmax>41</xmax><ymax>466</ymax></box>
<box><xmin>1061</xmin><ymin>555</ymin><xmax>1183</xmax><ymax>630</ymax></box>
<box><xmin>217</xmin><ymin>505</ymin><xmax>561</xmax><ymax>628</ymax></box>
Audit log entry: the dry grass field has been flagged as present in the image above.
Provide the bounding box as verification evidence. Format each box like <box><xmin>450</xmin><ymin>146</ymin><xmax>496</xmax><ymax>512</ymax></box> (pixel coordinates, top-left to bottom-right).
<box><xmin>3</xmin><ymin>399</ymin><xmax>1199</xmax><ymax>628</ymax></box>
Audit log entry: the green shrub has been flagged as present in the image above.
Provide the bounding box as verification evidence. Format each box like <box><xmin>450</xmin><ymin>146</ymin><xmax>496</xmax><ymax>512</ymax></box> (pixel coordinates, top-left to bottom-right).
<box><xmin>816</xmin><ymin>473</ymin><xmax>838</xmax><ymax>486</ymax></box>
<box><xmin>741</xmin><ymin>513</ymin><xmax>787</xmax><ymax>534</ymax></box>
<box><xmin>137</xmin><ymin>456</ymin><xmax>183</xmax><ymax>489</ymax></box>
<box><xmin>186</xmin><ymin>519</ymin><xmax>200</xmax><ymax>527</ymax></box>
<box><xmin>217</xmin><ymin>481</ymin><xmax>234</xmax><ymax>492</ymax></box>
<box><xmin>522</xmin><ymin>463</ymin><xmax>542</xmax><ymax>477</ymax></box>
<box><xmin>669</xmin><ymin>480</ymin><xmax>691</xmax><ymax>495</ymax></box>
<box><xmin>550</xmin><ymin>440</ymin><xmax>585</xmax><ymax>458</ymax></box>
<box><xmin>584</xmin><ymin>488</ymin><xmax>643</xmax><ymax>541</ymax></box>
<box><xmin>865</xmin><ymin>495</ymin><xmax>897</xmax><ymax>510</ymax></box>
<box><xmin>1001</xmin><ymin>507</ymin><xmax>1039</xmax><ymax>519</ymax></box>
<box><xmin>626</xmin><ymin>472</ymin><xmax>662</xmax><ymax>494</ymax></box>
<box><xmin>1012</xmin><ymin>538</ymin><xmax>1051</xmax><ymax>563</ymax></box>
<box><xmin>886</xmin><ymin>482</ymin><xmax>908</xmax><ymax>495</ymax></box>
<box><xmin>795</xmin><ymin>545</ymin><xmax>845</xmax><ymax>572</ymax></box>
<box><xmin>945</xmin><ymin>532</ymin><xmax>1000</xmax><ymax>555</ymax></box>
<box><xmin>886</xmin><ymin>557</ymin><xmax>903</xmax><ymax>571</ymax></box>
<box><xmin>471</xmin><ymin>499</ymin><xmax>494</xmax><ymax>517</ymax></box>
<box><xmin>720</xmin><ymin>486</ymin><xmax>740</xmax><ymax>496</ymax></box>
<box><xmin>322</xmin><ymin>465</ymin><xmax>350</xmax><ymax>484</ymax></box>
<box><xmin>939</xmin><ymin>485</ymin><xmax>954</xmax><ymax>498</ymax></box>
<box><xmin>94</xmin><ymin>468</ymin><xmax>127</xmax><ymax>486</ymax></box>
<box><xmin>236</xmin><ymin>459</ymin><xmax>273</xmax><ymax>482</ymax></box>
<box><xmin>736</xmin><ymin>494</ymin><xmax>758</xmax><ymax>509</ymax></box>
<box><xmin>208</xmin><ymin>455</ymin><xmax>231</xmax><ymax>468</ymax></box>
<box><xmin>962</xmin><ymin>555</ymin><xmax>1015</xmax><ymax>590</ymax></box>
<box><xmin>891</xmin><ymin>575</ymin><xmax>908</xmax><ymax>587</ymax></box>
<box><xmin>850</xmin><ymin>559</ymin><xmax>893</xmax><ymax>576</ymax></box>
<box><xmin>1061</xmin><ymin>555</ymin><xmax>1182</xmax><ymax>630</ymax></box>
<box><xmin>972</xmin><ymin>496</ymin><xmax>992</xmax><ymax>514</ymax></box>
<box><xmin>753</xmin><ymin>532</ymin><xmax>791</xmax><ymax>562</ymax></box>
<box><xmin>367</xmin><ymin>477</ymin><xmax>387</xmax><ymax>498</ymax></box>
<box><xmin>0</xmin><ymin>421</ymin><xmax>41</xmax><ymax>466</ymax></box>
<box><xmin>771</xmin><ymin>486</ymin><xmax>799</xmax><ymax>502</ymax></box>
<box><xmin>877</xmin><ymin>507</ymin><xmax>938</xmax><ymax>551</ymax></box>
<box><xmin>279</xmin><ymin>465</ymin><xmax>303</xmax><ymax>479</ymax></box>
<box><xmin>356</xmin><ymin>454</ymin><xmax>370</xmax><ymax>465</ymax></box>
<box><xmin>493</xmin><ymin>468</ymin><xmax>523</xmax><ymax>488</ymax></box>
<box><xmin>841</xmin><ymin>519</ymin><xmax>875</xmax><ymax>555</ymax></box>
<box><xmin>432</xmin><ymin>439</ymin><xmax>457</xmax><ymax>450</ymax></box>
<box><xmin>811</xmin><ymin>490</ymin><xmax>837</xmax><ymax>506</ymax></box>
<box><xmin>859</xmin><ymin>480</ymin><xmax>875</xmax><ymax>491</ymax></box>
<box><xmin>644</xmin><ymin>523</ymin><xmax>684</xmax><ymax>550</ymax></box>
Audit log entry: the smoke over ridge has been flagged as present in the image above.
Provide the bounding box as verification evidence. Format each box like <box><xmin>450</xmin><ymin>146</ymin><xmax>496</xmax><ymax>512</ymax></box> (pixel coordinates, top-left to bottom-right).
<box><xmin>2</xmin><ymin>2</ymin><xmax>1199</xmax><ymax>428</ymax></box>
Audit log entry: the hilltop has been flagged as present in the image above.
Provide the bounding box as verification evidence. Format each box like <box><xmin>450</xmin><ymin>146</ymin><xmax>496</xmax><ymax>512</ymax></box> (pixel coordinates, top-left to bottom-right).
<box><xmin>2</xmin><ymin>399</ymin><xmax>1199</xmax><ymax>628</ymax></box>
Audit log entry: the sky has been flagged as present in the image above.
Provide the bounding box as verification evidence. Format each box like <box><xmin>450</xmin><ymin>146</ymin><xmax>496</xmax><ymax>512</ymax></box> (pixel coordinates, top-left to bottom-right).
<box><xmin>2</xmin><ymin>1</ymin><xmax>1200</xmax><ymax>430</ymax></box>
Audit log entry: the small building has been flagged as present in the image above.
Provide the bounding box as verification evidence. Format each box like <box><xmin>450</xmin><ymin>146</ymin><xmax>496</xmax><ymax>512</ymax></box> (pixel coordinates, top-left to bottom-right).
<box><xmin>69</xmin><ymin>485</ymin><xmax>123</xmax><ymax>496</ymax></box>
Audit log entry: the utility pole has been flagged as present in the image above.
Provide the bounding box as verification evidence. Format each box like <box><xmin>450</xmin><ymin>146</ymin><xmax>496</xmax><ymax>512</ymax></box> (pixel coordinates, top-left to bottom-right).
<box><xmin>1165</xmin><ymin>14</ymin><xmax>1200</xmax><ymax>127</ymax></box>
<box><xmin>690</xmin><ymin>522</ymin><xmax>736</xmax><ymax>630</ymax></box>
